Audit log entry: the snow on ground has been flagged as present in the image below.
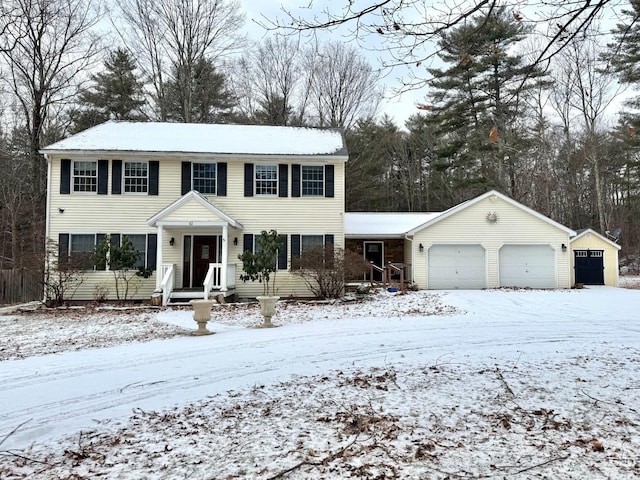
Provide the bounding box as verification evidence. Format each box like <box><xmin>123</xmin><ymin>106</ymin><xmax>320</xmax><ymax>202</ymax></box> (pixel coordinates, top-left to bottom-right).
<box><xmin>0</xmin><ymin>288</ymin><xmax>639</xmax><ymax>479</ymax></box>
<box><xmin>620</xmin><ymin>275</ymin><xmax>640</xmax><ymax>289</ymax></box>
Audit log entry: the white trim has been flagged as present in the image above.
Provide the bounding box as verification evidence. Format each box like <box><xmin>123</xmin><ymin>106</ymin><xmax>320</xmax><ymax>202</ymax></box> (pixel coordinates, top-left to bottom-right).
<box><xmin>147</xmin><ymin>190</ymin><xmax>242</xmax><ymax>228</ymax></box>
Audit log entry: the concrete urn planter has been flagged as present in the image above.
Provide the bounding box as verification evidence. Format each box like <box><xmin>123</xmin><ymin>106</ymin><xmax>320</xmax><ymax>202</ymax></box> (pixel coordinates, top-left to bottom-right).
<box><xmin>256</xmin><ymin>295</ymin><xmax>279</xmax><ymax>328</ymax></box>
<box><xmin>189</xmin><ymin>299</ymin><xmax>216</xmax><ymax>335</ymax></box>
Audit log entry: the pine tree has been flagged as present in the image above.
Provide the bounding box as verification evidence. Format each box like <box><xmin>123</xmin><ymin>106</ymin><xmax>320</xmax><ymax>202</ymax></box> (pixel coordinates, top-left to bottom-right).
<box><xmin>165</xmin><ymin>56</ymin><xmax>236</xmax><ymax>123</ymax></box>
<box><xmin>424</xmin><ymin>6</ymin><xmax>548</xmax><ymax>201</ymax></box>
<box><xmin>70</xmin><ymin>48</ymin><xmax>146</xmax><ymax>132</ymax></box>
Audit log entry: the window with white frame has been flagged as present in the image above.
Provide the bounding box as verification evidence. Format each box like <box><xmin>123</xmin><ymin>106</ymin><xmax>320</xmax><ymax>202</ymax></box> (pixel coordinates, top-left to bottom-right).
<box><xmin>124</xmin><ymin>161</ymin><xmax>148</xmax><ymax>193</ymax></box>
<box><xmin>193</xmin><ymin>162</ymin><xmax>216</xmax><ymax>194</ymax></box>
<box><xmin>73</xmin><ymin>161</ymin><xmax>97</xmax><ymax>192</ymax></box>
<box><xmin>255</xmin><ymin>165</ymin><xmax>278</xmax><ymax>195</ymax></box>
<box><xmin>301</xmin><ymin>166</ymin><xmax>324</xmax><ymax>196</ymax></box>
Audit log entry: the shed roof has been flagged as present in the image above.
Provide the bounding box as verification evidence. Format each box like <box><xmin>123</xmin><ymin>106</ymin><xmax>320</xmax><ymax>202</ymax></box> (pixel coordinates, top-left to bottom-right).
<box><xmin>41</xmin><ymin>121</ymin><xmax>347</xmax><ymax>158</ymax></box>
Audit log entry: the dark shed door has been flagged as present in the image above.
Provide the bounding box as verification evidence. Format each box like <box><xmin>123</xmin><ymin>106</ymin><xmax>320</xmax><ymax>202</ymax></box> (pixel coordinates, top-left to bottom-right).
<box><xmin>574</xmin><ymin>250</ymin><xmax>604</xmax><ymax>285</ymax></box>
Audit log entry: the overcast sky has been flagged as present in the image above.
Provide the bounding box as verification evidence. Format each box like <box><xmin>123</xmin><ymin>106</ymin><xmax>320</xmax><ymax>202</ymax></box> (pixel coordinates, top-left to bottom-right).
<box><xmin>238</xmin><ymin>1</ymin><xmax>427</xmax><ymax>128</ymax></box>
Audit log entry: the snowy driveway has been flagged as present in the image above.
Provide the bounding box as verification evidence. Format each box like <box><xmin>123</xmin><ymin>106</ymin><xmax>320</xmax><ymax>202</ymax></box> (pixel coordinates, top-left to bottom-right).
<box><xmin>1</xmin><ymin>288</ymin><xmax>639</xmax><ymax>451</ymax></box>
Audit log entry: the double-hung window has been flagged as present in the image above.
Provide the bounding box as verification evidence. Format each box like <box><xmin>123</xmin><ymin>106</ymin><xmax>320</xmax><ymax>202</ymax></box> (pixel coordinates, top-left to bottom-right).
<box><xmin>301</xmin><ymin>235</ymin><xmax>324</xmax><ymax>253</ymax></box>
<box><xmin>193</xmin><ymin>163</ymin><xmax>217</xmax><ymax>194</ymax></box>
<box><xmin>125</xmin><ymin>234</ymin><xmax>147</xmax><ymax>269</ymax></box>
<box><xmin>124</xmin><ymin>161</ymin><xmax>148</xmax><ymax>193</ymax></box>
<box><xmin>70</xmin><ymin>234</ymin><xmax>97</xmax><ymax>269</ymax></box>
<box><xmin>301</xmin><ymin>166</ymin><xmax>324</xmax><ymax>196</ymax></box>
<box><xmin>255</xmin><ymin>165</ymin><xmax>278</xmax><ymax>196</ymax></box>
<box><xmin>73</xmin><ymin>161</ymin><xmax>97</xmax><ymax>192</ymax></box>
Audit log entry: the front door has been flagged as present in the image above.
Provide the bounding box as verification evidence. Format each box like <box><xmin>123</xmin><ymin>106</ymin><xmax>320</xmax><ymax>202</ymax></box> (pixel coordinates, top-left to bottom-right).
<box><xmin>191</xmin><ymin>235</ymin><xmax>218</xmax><ymax>288</ymax></box>
<box><xmin>364</xmin><ymin>241</ymin><xmax>384</xmax><ymax>282</ymax></box>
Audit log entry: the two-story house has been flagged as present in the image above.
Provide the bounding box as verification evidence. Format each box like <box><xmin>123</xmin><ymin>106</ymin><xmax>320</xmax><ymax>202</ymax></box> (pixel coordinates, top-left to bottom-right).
<box><xmin>41</xmin><ymin>121</ymin><xmax>347</xmax><ymax>304</ymax></box>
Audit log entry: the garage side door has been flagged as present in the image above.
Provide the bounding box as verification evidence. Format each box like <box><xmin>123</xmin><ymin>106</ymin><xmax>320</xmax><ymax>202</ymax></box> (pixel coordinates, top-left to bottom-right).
<box><xmin>499</xmin><ymin>245</ymin><xmax>555</xmax><ymax>288</ymax></box>
<box><xmin>428</xmin><ymin>244</ymin><xmax>486</xmax><ymax>289</ymax></box>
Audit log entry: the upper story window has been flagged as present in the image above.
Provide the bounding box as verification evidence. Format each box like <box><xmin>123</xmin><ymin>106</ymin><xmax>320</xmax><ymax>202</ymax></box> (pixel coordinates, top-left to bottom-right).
<box><xmin>193</xmin><ymin>162</ymin><xmax>217</xmax><ymax>195</ymax></box>
<box><xmin>124</xmin><ymin>161</ymin><xmax>148</xmax><ymax>193</ymax></box>
<box><xmin>73</xmin><ymin>161</ymin><xmax>97</xmax><ymax>192</ymax></box>
<box><xmin>255</xmin><ymin>165</ymin><xmax>278</xmax><ymax>196</ymax></box>
<box><xmin>302</xmin><ymin>166</ymin><xmax>324</xmax><ymax>196</ymax></box>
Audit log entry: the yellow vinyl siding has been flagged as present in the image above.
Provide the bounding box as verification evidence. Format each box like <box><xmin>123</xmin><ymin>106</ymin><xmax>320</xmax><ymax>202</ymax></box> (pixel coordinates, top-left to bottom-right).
<box><xmin>48</xmin><ymin>155</ymin><xmax>345</xmax><ymax>301</ymax></box>
<box><xmin>570</xmin><ymin>231</ymin><xmax>620</xmax><ymax>286</ymax></box>
<box><xmin>412</xmin><ymin>196</ymin><xmax>571</xmax><ymax>289</ymax></box>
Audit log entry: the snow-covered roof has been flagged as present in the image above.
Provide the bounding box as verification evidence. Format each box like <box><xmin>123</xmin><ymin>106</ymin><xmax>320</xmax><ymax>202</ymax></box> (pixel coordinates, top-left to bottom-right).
<box><xmin>345</xmin><ymin>212</ymin><xmax>442</xmax><ymax>237</ymax></box>
<box><xmin>41</xmin><ymin>121</ymin><xmax>348</xmax><ymax>158</ymax></box>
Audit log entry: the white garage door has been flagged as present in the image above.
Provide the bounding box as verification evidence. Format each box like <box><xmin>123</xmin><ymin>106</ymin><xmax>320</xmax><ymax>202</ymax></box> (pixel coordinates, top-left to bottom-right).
<box><xmin>428</xmin><ymin>244</ymin><xmax>486</xmax><ymax>289</ymax></box>
<box><xmin>499</xmin><ymin>245</ymin><xmax>555</xmax><ymax>288</ymax></box>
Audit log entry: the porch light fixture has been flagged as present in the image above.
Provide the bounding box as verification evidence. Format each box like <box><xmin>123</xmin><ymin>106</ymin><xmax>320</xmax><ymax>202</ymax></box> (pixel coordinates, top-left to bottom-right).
<box><xmin>561</xmin><ymin>243</ymin><xmax>567</xmax><ymax>252</ymax></box>
<box><xmin>169</xmin><ymin>237</ymin><xmax>175</xmax><ymax>246</ymax></box>
<box><xmin>419</xmin><ymin>243</ymin><xmax>424</xmax><ymax>253</ymax></box>
<box><xmin>233</xmin><ymin>237</ymin><xmax>238</xmax><ymax>246</ymax></box>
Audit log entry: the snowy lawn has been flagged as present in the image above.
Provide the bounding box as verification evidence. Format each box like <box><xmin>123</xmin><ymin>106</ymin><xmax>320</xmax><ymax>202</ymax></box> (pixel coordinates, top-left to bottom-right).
<box><xmin>0</xmin><ymin>288</ymin><xmax>639</xmax><ymax>479</ymax></box>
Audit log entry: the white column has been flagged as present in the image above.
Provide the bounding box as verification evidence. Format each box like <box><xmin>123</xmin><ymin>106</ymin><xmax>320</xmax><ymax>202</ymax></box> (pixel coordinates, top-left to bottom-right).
<box><xmin>155</xmin><ymin>224</ymin><xmax>164</xmax><ymax>291</ymax></box>
<box><xmin>221</xmin><ymin>224</ymin><xmax>228</xmax><ymax>291</ymax></box>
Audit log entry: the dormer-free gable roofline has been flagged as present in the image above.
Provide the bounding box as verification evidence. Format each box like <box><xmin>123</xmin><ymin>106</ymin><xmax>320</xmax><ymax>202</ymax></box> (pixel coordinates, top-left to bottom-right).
<box><xmin>40</xmin><ymin>120</ymin><xmax>348</xmax><ymax>160</ymax></box>
<box><xmin>570</xmin><ymin>228</ymin><xmax>622</xmax><ymax>250</ymax></box>
<box><xmin>406</xmin><ymin>190</ymin><xmax>576</xmax><ymax>236</ymax></box>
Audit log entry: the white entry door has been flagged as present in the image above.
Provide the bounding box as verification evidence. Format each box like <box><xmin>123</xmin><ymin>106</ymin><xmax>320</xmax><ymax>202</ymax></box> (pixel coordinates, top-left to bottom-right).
<box><xmin>428</xmin><ymin>244</ymin><xmax>486</xmax><ymax>289</ymax></box>
<box><xmin>499</xmin><ymin>245</ymin><xmax>555</xmax><ymax>288</ymax></box>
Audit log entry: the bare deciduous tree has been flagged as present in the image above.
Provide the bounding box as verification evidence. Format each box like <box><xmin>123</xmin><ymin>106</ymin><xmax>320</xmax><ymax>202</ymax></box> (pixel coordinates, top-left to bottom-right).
<box><xmin>303</xmin><ymin>41</ymin><xmax>381</xmax><ymax>128</ymax></box>
<box><xmin>114</xmin><ymin>0</ymin><xmax>245</xmax><ymax>121</ymax></box>
<box><xmin>0</xmin><ymin>0</ymin><xmax>102</xmax><ymax>195</ymax></box>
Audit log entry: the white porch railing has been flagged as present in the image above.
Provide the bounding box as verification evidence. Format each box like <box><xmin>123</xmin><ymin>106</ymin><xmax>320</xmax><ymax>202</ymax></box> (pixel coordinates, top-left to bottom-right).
<box><xmin>203</xmin><ymin>263</ymin><xmax>221</xmax><ymax>299</ymax></box>
<box><xmin>203</xmin><ymin>263</ymin><xmax>236</xmax><ymax>299</ymax></box>
<box><xmin>161</xmin><ymin>264</ymin><xmax>175</xmax><ymax>306</ymax></box>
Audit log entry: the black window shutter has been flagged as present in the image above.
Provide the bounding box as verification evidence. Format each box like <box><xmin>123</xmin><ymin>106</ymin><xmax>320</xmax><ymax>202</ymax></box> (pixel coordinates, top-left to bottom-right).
<box><xmin>95</xmin><ymin>234</ymin><xmax>107</xmax><ymax>270</ymax></box>
<box><xmin>147</xmin><ymin>234</ymin><xmax>157</xmax><ymax>270</ymax></box>
<box><xmin>325</xmin><ymin>165</ymin><xmax>334</xmax><ymax>198</ymax></box>
<box><xmin>325</xmin><ymin>234</ymin><xmax>335</xmax><ymax>267</ymax></box>
<box><xmin>243</xmin><ymin>234</ymin><xmax>254</xmax><ymax>253</ymax></box>
<box><xmin>291</xmin><ymin>234</ymin><xmax>301</xmax><ymax>258</ymax></box>
<box><xmin>58</xmin><ymin>233</ymin><xmax>69</xmax><ymax>263</ymax></box>
<box><xmin>292</xmin><ymin>164</ymin><xmax>301</xmax><ymax>197</ymax></box>
<box><xmin>149</xmin><ymin>161</ymin><xmax>159</xmax><ymax>195</ymax></box>
<box><xmin>278</xmin><ymin>164</ymin><xmax>288</xmax><ymax>197</ymax></box>
<box><xmin>181</xmin><ymin>162</ymin><xmax>192</xmax><ymax>195</ymax></box>
<box><xmin>112</xmin><ymin>160</ymin><xmax>122</xmax><ymax>194</ymax></box>
<box><xmin>244</xmin><ymin>163</ymin><xmax>254</xmax><ymax>197</ymax></box>
<box><xmin>217</xmin><ymin>162</ymin><xmax>227</xmax><ymax>196</ymax></box>
<box><xmin>110</xmin><ymin>234</ymin><xmax>120</xmax><ymax>248</ymax></box>
<box><xmin>98</xmin><ymin>160</ymin><xmax>108</xmax><ymax>195</ymax></box>
<box><xmin>60</xmin><ymin>159</ymin><xmax>71</xmax><ymax>194</ymax></box>
<box><xmin>277</xmin><ymin>234</ymin><xmax>288</xmax><ymax>270</ymax></box>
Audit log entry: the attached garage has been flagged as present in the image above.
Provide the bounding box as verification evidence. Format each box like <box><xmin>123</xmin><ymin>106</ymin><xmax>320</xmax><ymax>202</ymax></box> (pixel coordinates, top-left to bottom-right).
<box><xmin>499</xmin><ymin>245</ymin><xmax>556</xmax><ymax>288</ymax></box>
<box><xmin>428</xmin><ymin>244</ymin><xmax>486</xmax><ymax>289</ymax></box>
<box><xmin>407</xmin><ymin>190</ymin><xmax>575</xmax><ymax>290</ymax></box>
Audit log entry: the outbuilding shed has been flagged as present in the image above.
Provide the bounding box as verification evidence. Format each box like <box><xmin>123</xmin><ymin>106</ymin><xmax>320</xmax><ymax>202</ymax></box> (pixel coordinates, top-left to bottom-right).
<box><xmin>570</xmin><ymin>229</ymin><xmax>621</xmax><ymax>287</ymax></box>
